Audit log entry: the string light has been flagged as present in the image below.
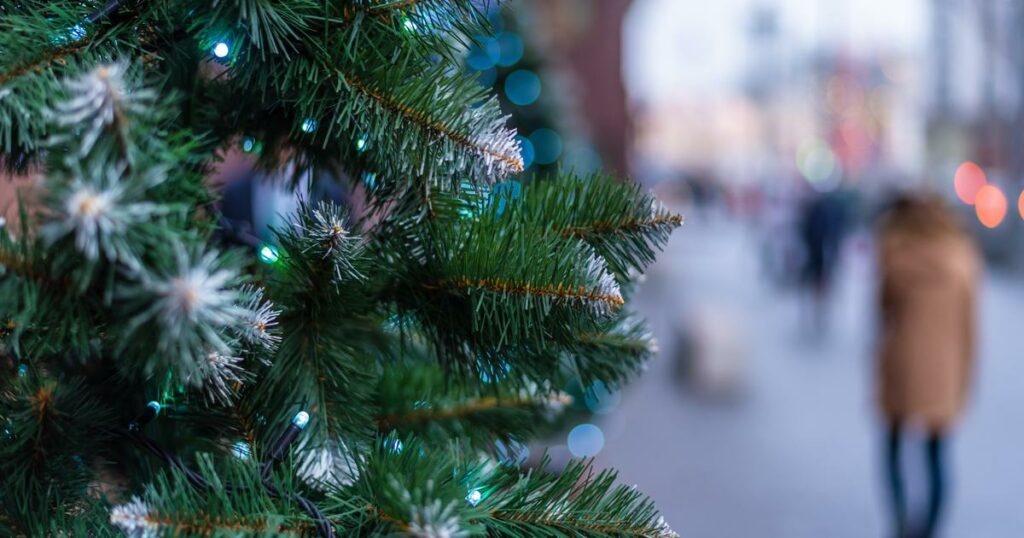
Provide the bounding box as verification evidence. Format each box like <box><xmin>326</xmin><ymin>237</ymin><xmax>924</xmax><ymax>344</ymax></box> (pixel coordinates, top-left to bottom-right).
<box><xmin>355</xmin><ymin>136</ymin><xmax>367</xmax><ymax>152</ymax></box>
<box><xmin>258</xmin><ymin>244</ymin><xmax>280</xmax><ymax>264</ymax></box>
<box><xmin>466</xmin><ymin>489</ymin><xmax>483</xmax><ymax>506</ymax></box>
<box><xmin>213</xmin><ymin>42</ymin><xmax>230</xmax><ymax>58</ymax></box>
<box><xmin>232</xmin><ymin>440</ymin><xmax>252</xmax><ymax>460</ymax></box>
<box><xmin>301</xmin><ymin>118</ymin><xmax>318</xmax><ymax>133</ymax></box>
<box><xmin>292</xmin><ymin>411</ymin><xmax>310</xmax><ymax>429</ymax></box>
<box><xmin>241</xmin><ymin>136</ymin><xmax>256</xmax><ymax>153</ymax></box>
<box><xmin>17</xmin><ymin>364</ymin><xmax>27</xmax><ymax>377</ymax></box>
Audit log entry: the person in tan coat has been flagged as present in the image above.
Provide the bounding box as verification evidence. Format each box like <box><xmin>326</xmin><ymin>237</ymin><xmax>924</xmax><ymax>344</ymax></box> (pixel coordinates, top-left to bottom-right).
<box><xmin>876</xmin><ymin>194</ymin><xmax>980</xmax><ymax>538</ymax></box>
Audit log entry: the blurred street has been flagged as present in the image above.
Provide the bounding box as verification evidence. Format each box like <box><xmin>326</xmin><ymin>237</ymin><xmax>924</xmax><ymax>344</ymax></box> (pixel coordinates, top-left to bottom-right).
<box><xmin>597</xmin><ymin>215</ymin><xmax>1024</xmax><ymax>537</ymax></box>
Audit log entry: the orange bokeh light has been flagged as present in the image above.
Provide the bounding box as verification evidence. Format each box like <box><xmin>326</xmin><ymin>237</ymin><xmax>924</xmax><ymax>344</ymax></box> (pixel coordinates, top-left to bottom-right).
<box><xmin>975</xmin><ymin>185</ymin><xmax>1007</xmax><ymax>229</ymax></box>
<box><xmin>954</xmin><ymin>161</ymin><xmax>987</xmax><ymax>205</ymax></box>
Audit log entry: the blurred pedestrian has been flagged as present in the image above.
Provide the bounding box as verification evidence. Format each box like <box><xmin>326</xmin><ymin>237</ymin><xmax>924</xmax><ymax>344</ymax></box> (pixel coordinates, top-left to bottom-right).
<box><xmin>876</xmin><ymin>194</ymin><xmax>980</xmax><ymax>538</ymax></box>
<box><xmin>798</xmin><ymin>190</ymin><xmax>848</xmax><ymax>333</ymax></box>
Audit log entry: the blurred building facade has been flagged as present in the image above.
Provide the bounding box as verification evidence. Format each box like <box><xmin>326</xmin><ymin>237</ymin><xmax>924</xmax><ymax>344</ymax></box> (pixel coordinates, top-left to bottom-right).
<box><xmin>529</xmin><ymin>0</ymin><xmax>634</xmax><ymax>175</ymax></box>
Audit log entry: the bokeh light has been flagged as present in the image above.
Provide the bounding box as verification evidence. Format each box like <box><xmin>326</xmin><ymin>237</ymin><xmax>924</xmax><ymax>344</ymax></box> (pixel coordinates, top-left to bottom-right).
<box><xmin>497</xmin><ymin>32</ymin><xmax>524</xmax><ymax>66</ymax></box>
<box><xmin>568</xmin><ymin>423</ymin><xmax>605</xmax><ymax>457</ymax></box>
<box><xmin>475</xmin><ymin>67</ymin><xmax>498</xmax><ymax>88</ymax></box>
<box><xmin>796</xmin><ymin>139</ymin><xmax>839</xmax><ymax>191</ymax></box>
<box><xmin>515</xmin><ymin>135</ymin><xmax>535</xmax><ymax>169</ymax></box>
<box><xmin>529</xmin><ymin>128</ymin><xmax>562</xmax><ymax>165</ymax></box>
<box><xmin>975</xmin><ymin>185</ymin><xmax>1007</xmax><ymax>229</ymax></box>
<box><xmin>1019</xmin><ymin>190</ymin><xmax>1024</xmax><ymax>221</ymax></box>
<box><xmin>467</xmin><ymin>37</ymin><xmax>501</xmax><ymax>70</ymax></box>
<box><xmin>505</xmin><ymin>70</ymin><xmax>541</xmax><ymax>106</ymax></box>
<box><xmin>954</xmin><ymin>161</ymin><xmax>987</xmax><ymax>205</ymax></box>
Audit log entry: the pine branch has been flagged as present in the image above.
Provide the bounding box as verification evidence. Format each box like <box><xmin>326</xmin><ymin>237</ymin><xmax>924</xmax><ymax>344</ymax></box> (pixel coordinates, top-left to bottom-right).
<box><xmin>477</xmin><ymin>459</ymin><xmax>679</xmax><ymax>538</ymax></box>
<box><xmin>374</xmin><ymin>364</ymin><xmax>571</xmax><ymax>448</ymax></box>
<box><xmin>344</xmin><ymin>72</ymin><xmax>524</xmax><ymax>176</ymax></box>
<box><xmin>506</xmin><ymin>173</ymin><xmax>683</xmax><ymax>278</ymax></box>
<box><xmin>0</xmin><ymin>40</ymin><xmax>92</xmax><ymax>87</ymax></box>
<box><xmin>379</xmin><ymin>394</ymin><xmax>569</xmax><ymax>426</ymax></box>
<box><xmin>431</xmin><ymin>275</ymin><xmax>624</xmax><ymax>310</ymax></box>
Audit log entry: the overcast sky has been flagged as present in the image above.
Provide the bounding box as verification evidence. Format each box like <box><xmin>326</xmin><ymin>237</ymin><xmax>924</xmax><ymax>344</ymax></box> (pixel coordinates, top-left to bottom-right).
<box><xmin>624</xmin><ymin>0</ymin><xmax>927</xmax><ymax>102</ymax></box>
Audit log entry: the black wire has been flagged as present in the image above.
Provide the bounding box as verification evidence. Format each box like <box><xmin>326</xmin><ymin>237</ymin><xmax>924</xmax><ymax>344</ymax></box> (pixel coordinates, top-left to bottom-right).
<box><xmin>86</xmin><ymin>0</ymin><xmax>122</xmax><ymax>24</ymax></box>
<box><xmin>102</xmin><ymin>423</ymin><xmax>336</xmax><ymax>537</ymax></box>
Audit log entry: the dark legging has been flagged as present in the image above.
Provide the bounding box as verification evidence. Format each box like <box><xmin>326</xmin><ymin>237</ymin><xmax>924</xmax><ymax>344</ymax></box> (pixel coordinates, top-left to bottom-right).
<box><xmin>886</xmin><ymin>422</ymin><xmax>946</xmax><ymax>538</ymax></box>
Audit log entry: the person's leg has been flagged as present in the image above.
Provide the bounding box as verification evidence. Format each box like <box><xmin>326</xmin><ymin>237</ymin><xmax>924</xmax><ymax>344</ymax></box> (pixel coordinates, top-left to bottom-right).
<box><xmin>921</xmin><ymin>432</ymin><xmax>947</xmax><ymax>538</ymax></box>
<box><xmin>885</xmin><ymin>421</ymin><xmax>908</xmax><ymax>537</ymax></box>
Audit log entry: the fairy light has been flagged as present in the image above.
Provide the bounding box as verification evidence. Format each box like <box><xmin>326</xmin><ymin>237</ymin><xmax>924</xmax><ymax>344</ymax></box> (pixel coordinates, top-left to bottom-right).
<box><xmin>17</xmin><ymin>364</ymin><xmax>27</xmax><ymax>377</ymax></box>
<box><xmin>355</xmin><ymin>136</ymin><xmax>367</xmax><ymax>152</ymax></box>
<box><xmin>213</xmin><ymin>42</ymin><xmax>230</xmax><ymax>58</ymax></box>
<box><xmin>258</xmin><ymin>244</ymin><xmax>279</xmax><ymax>264</ymax></box>
<box><xmin>232</xmin><ymin>440</ymin><xmax>251</xmax><ymax>459</ymax></box>
<box><xmin>301</xmin><ymin>118</ymin><xmax>318</xmax><ymax>133</ymax></box>
<box><xmin>293</xmin><ymin>411</ymin><xmax>310</xmax><ymax>429</ymax></box>
<box><xmin>466</xmin><ymin>489</ymin><xmax>483</xmax><ymax>506</ymax></box>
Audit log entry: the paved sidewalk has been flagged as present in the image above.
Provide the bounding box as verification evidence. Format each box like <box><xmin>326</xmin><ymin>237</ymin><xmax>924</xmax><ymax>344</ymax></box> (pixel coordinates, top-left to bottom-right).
<box><xmin>596</xmin><ymin>219</ymin><xmax>1024</xmax><ymax>537</ymax></box>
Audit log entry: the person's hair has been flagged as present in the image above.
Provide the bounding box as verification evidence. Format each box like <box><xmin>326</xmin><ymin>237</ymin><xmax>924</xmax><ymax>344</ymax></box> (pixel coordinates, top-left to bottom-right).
<box><xmin>881</xmin><ymin>193</ymin><xmax>964</xmax><ymax>239</ymax></box>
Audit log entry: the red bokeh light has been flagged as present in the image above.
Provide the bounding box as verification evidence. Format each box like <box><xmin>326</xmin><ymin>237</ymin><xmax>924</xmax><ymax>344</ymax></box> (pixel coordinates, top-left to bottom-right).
<box><xmin>954</xmin><ymin>161</ymin><xmax>987</xmax><ymax>205</ymax></box>
<box><xmin>975</xmin><ymin>185</ymin><xmax>1007</xmax><ymax>229</ymax></box>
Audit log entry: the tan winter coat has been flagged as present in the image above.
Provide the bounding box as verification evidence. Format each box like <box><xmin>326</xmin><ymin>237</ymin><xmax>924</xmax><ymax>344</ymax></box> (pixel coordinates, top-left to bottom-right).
<box><xmin>877</xmin><ymin>220</ymin><xmax>980</xmax><ymax>431</ymax></box>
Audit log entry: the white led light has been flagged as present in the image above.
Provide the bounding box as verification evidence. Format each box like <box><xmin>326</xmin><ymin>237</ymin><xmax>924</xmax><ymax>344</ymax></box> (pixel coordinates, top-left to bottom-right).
<box><xmin>293</xmin><ymin>411</ymin><xmax>310</xmax><ymax>429</ymax></box>
<box><xmin>213</xmin><ymin>42</ymin><xmax>230</xmax><ymax>58</ymax></box>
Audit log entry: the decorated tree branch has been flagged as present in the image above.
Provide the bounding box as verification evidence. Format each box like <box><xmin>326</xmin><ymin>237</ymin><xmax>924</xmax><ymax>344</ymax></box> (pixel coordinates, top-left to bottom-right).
<box><xmin>0</xmin><ymin>1</ymin><xmax>682</xmax><ymax>536</ymax></box>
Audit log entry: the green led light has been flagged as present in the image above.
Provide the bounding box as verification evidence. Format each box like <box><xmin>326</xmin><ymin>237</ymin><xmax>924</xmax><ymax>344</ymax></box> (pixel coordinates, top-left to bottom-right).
<box><xmin>258</xmin><ymin>244</ymin><xmax>280</xmax><ymax>264</ymax></box>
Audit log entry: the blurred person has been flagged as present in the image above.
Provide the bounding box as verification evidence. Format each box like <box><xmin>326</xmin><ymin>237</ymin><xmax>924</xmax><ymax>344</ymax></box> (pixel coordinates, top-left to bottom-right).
<box><xmin>876</xmin><ymin>195</ymin><xmax>980</xmax><ymax>538</ymax></box>
<box><xmin>798</xmin><ymin>189</ymin><xmax>848</xmax><ymax>333</ymax></box>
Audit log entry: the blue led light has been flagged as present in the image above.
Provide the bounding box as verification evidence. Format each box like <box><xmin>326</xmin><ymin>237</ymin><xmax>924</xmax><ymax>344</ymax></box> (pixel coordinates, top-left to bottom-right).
<box><xmin>466</xmin><ymin>489</ymin><xmax>483</xmax><ymax>506</ymax></box>
<box><xmin>68</xmin><ymin>24</ymin><xmax>87</xmax><ymax>42</ymax></box>
<box><xmin>147</xmin><ymin>401</ymin><xmax>162</xmax><ymax>416</ymax></box>
<box><xmin>213</xmin><ymin>42</ymin><xmax>230</xmax><ymax>58</ymax></box>
<box><xmin>292</xmin><ymin>411</ymin><xmax>310</xmax><ymax>429</ymax></box>
<box><xmin>17</xmin><ymin>364</ymin><xmax>27</xmax><ymax>377</ymax></box>
<box><xmin>232</xmin><ymin>441</ymin><xmax>251</xmax><ymax>459</ymax></box>
<box><xmin>242</xmin><ymin>137</ymin><xmax>255</xmax><ymax>153</ymax></box>
<box><xmin>301</xmin><ymin>118</ymin><xmax>318</xmax><ymax>133</ymax></box>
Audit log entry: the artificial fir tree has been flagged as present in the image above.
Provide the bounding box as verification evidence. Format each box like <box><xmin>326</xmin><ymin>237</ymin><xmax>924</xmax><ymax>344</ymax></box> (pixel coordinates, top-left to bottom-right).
<box><xmin>0</xmin><ymin>1</ymin><xmax>682</xmax><ymax>536</ymax></box>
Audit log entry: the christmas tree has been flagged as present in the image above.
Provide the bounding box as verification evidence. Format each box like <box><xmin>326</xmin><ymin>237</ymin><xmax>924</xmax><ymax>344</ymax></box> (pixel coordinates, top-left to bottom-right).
<box><xmin>0</xmin><ymin>1</ymin><xmax>682</xmax><ymax>535</ymax></box>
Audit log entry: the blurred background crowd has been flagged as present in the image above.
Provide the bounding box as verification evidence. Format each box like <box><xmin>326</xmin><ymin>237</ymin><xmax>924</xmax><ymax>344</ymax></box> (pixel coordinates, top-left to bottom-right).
<box><xmin>500</xmin><ymin>0</ymin><xmax>1024</xmax><ymax>536</ymax></box>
